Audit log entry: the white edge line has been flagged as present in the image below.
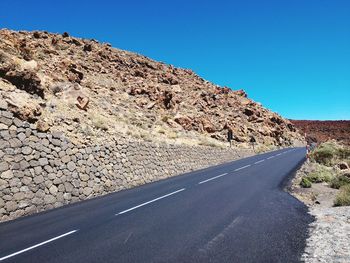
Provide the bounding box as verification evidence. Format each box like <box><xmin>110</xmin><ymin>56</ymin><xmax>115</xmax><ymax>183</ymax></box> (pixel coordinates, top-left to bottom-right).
<box><xmin>234</xmin><ymin>164</ymin><xmax>251</xmax><ymax>172</ymax></box>
<box><xmin>117</xmin><ymin>188</ymin><xmax>186</xmax><ymax>215</ymax></box>
<box><xmin>198</xmin><ymin>173</ymin><xmax>228</xmax><ymax>185</ymax></box>
<box><xmin>267</xmin><ymin>156</ymin><xmax>275</xmax><ymax>159</ymax></box>
<box><xmin>0</xmin><ymin>230</ymin><xmax>78</xmax><ymax>261</ymax></box>
<box><xmin>254</xmin><ymin>159</ymin><xmax>265</xmax><ymax>164</ymax></box>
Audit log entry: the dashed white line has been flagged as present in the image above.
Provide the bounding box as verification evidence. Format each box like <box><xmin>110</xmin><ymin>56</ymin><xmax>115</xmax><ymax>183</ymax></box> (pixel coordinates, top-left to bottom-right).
<box><xmin>198</xmin><ymin>173</ymin><xmax>228</xmax><ymax>185</ymax></box>
<box><xmin>234</xmin><ymin>165</ymin><xmax>251</xmax><ymax>171</ymax></box>
<box><xmin>276</xmin><ymin>153</ymin><xmax>282</xmax><ymax>156</ymax></box>
<box><xmin>267</xmin><ymin>156</ymin><xmax>275</xmax><ymax>160</ymax></box>
<box><xmin>254</xmin><ymin>159</ymin><xmax>265</xmax><ymax>164</ymax></box>
<box><xmin>0</xmin><ymin>230</ymin><xmax>78</xmax><ymax>261</ymax></box>
<box><xmin>116</xmin><ymin>188</ymin><xmax>186</xmax><ymax>215</ymax></box>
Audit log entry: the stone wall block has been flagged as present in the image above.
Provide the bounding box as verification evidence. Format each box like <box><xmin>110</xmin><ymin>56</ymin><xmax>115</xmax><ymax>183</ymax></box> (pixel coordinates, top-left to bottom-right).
<box><xmin>0</xmin><ymin>108</ymin><xmax>253</xmax><ymax>222</ymax></box>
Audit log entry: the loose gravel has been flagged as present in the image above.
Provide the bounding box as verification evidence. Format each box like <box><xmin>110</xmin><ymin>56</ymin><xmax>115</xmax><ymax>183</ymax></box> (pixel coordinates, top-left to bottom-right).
<box><xmin>302</xmin><ymin>206</ymin><xmax>350</xmax><ymax>263</ymax></box>
<box><xmin>289</xmin><ymin>162</ymin><xmax>350</xmax><ymax>263</ymax></box>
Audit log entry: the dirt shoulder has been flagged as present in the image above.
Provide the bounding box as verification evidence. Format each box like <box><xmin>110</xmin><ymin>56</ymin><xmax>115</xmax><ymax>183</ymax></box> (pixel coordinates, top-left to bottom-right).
<box><xmin>288</xmin><ymin>142</ymin><xmax>350</xmax><ymax>262</ymax></box>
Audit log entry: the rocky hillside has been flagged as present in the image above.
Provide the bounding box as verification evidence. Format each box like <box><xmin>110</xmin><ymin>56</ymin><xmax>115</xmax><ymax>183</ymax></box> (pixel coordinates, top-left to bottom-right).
<box><xmin>291</xmin><ymin>120</ymin><xmax>350</xmax><ymax>146</ymax></box>
<box><xmin>0</xmin><ymin>29</ymin><xmax>303</xmax><ymax>147</ymax></box>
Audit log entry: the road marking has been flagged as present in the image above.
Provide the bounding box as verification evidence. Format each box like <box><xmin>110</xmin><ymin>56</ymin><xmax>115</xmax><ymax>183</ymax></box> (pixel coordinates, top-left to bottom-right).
<box><xmin>254</xmin><ymin>159</ymin><xmax>265</xmax><ymax>164</ymax></box>
<box><xmin>276</xmin><ymin>153</ymin><xmax>282</xmax><ymax>156</ymax></box>
<box><xmin>124</xmin><ymin>232</ymin><xmax>133</xmax><ymax>244</ymax></box>
<box><xmin>116</xmin><ymin>188</ymin><xmax>186</xmax><ymax>215</ymax></box>
<box><xmin>267</xmin><ymin>156</ymin><xmax>275</xmax><ymax>159</ymax></box>
<box><xmin>198</xmin><ymin>173</ymin><xmax>228</xmax><ymax>185</ymax></box>
<box><xmin>0</xmin><ymin>230</ymin><xmax>78</xmax><ymax>261</ymax></box>
<box><xmin>198</xmin><ymin>216</ymin><xmax>243</xmax><ymax>253</ymax></box>
<box><xmin>234</xmin><ymin>165</ymin><xmax>251</xmax><ymax>171</ymax></box>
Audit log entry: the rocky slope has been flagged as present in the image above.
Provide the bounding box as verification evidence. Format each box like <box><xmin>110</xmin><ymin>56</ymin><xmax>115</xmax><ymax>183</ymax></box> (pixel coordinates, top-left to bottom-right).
<box><xmin>0</xmin><ymin>29</ymin><xmax>303</xmax><ymax>147</ymax></box>
<box><xmin>291</xmin><ymin>120</ymin><xmax>350</xmax><ymax>146</ymax></box>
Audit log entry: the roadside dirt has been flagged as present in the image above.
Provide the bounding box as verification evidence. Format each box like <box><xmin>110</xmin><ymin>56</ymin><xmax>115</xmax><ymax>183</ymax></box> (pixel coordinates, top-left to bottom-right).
<box><xmin>289</xmin><ymin>161</ymin><xmax>350</xmax><ymax>263</ymax></box>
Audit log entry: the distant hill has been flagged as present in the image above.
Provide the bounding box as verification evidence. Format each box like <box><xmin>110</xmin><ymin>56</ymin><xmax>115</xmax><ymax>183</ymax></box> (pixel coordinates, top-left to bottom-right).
<box><xmin>0</xmin><ymin>29</ymin><xmax>303</xmax><ymax>147</ymax></box>
<box><xmin>290</xmin><ymin>120</ymin><xmax>350</xmax><ymax>146</ymax></box>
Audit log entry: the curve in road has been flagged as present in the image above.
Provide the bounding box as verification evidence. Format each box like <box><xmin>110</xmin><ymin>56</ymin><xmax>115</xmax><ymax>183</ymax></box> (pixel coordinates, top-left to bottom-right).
<box><xmin>0</xmin><ymin>147</ymin><xmax>314</xmax><ymax>263</ymax></box>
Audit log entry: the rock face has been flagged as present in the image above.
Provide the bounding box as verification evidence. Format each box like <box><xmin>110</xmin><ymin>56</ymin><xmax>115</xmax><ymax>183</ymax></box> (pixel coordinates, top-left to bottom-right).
<box><xmin>0</xmin><ymin>104</ymin><xmax>254</xmax><ymax>222</ymax></box>
<box><xmin>291</xmin><ymin>120</ymin><xmax>350</xmax><ymax>146</ymax></box>
<box><xmin>0</xmin><ymin>29</ymin><xmax>303</xmax><ymax>147</ymax></box>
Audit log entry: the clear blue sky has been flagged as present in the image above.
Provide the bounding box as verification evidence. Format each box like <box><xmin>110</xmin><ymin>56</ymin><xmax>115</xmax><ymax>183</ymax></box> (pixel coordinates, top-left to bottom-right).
<box><xmin>1</xmin><ymin>0</ymin><xmax>349</xmax><ymax>120</ymax></box>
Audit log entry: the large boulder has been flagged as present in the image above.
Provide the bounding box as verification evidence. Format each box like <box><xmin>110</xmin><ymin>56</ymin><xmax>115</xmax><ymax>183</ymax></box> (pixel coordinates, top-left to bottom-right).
<box><xmin>2</xmin><ymin>89</ymin><xmax>42</xmax><ymax>122</ymax></box>
<box><xmin>0</xmin><ymin>52</ymin><xmax>44</xmax><ymax>98</ymax></box>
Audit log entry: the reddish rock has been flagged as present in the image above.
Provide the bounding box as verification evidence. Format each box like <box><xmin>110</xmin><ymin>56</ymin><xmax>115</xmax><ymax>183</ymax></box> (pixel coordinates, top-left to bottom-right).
<box><xmin>233</xmin><ymin>89</ymin><xmax>247</xmax><ymax>97</ymax></box>
<box><xmin>174</xmin><ymin>116</ymin><xmax>193</xmax><ymax>131</ymax></box>
<box><xmin>0</xmin><ymin>66</ymin><xmax>44</xmax><ymax>98</ymax></box>
<box><xmin>201</xmin><ymin>118</ymin><xmax>216</xmax><ymax>133</ymax></box>
<box><xmin>75</xmin><ymin>96</ymin><xmax>89</xmax><ymax>110</ymax></box>
<box><xmin>36</xmin><ymin>119</ymin><xmax>50</xmax><ymax>132</ymax></box>
<box><xmin>291</xmin><ymin>120</ymin><xmax>350</xmax><ymax>145</ymax></box>
<box><xmin>0</xmin><ymin>29</ymin><xmax>304</xmax><ymax>146</ymax></box>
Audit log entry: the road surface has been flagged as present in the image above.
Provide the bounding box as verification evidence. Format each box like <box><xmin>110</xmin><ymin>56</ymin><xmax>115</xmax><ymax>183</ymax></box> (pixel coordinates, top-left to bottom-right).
<box><xmin>0</xmin><ymin>147</ymin><xmax>313</xmax><ymax>263</ymax></box>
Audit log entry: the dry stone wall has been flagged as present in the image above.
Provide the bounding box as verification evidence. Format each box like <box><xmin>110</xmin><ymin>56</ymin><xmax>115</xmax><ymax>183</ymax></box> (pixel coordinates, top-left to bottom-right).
<box><xmin>0</xmin><ymin>103</ymin><xmax>252</xmax><ymax>222</ymax></box>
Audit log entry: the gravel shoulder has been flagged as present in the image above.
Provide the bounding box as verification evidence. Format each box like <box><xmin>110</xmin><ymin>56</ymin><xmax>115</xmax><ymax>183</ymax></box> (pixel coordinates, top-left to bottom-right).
<box><xmin>288</xmin><ymin>161</ymin><xmax>350</xmax><ymax>263</ymax></box>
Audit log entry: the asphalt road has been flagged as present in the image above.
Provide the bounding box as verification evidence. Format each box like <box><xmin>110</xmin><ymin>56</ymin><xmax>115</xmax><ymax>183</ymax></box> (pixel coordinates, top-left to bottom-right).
<box><xmin>0</xmin><ymin>147</ymin><xmax>314</xmax><ymax>263</ymax></box>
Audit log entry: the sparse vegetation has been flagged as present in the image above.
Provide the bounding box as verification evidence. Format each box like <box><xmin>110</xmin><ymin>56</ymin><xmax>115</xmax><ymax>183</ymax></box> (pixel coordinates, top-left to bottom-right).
<box><xmin>301</xmin><ymin>141</ymin><xmax>350</xmax><ymax>207</ymax></box>
<box><xmin>305</xmin><ymin>167</ymin><xmax>333</xmax><ymax>183</ymax></box>
<box><xmin>198</xmin><ymin>137</ymin><xmax>225</xmax><ymax>148</ymax></box>
<box><xmin>51</xmin><ymin>84</ymin><xmax>63</xmax><ymax>95</ymax></box>
<box><xmin>337</xmin><ymin>148</ymin><xmax>350</xmax><ymax>160</ymax></box>
<box><xmin>157</xmin><ymin>128</ymin><xmax>166</xmax><ymax>134</ymax></box>
<box><xmin>330</xmin><ymin>176</ymin><xmax>350</xmax><ymax>189</ymax></box>
<box><xmin>255</xmin><ymin>144</ymin><xmax>275</xmax><ymax>154</ymax></box>
<box><xmin>310</xmin><ymin>143</ymin><xmax>336</xmax><ymax>166</ymax></box>
<box><xmin>161</xmin><ymin>115</ymin><xmax>170</xmax><ymax>122</ymax></box>
<box><xmin>334</xmin><ymin>184</ymin><xmax>350</xmax><ymax>206</ymax></box>
<box><xmin>80</xmin><ymin>125</ymin><xmax>94</xmax><ymax>136</ymax></box>
<box><xmin>168</xmin><ymin>131</ymin><xmax>178</xmax><ymax>139</ymax></box>
<box><xmin>90</xmin><ymin>113</ymin><xmax>108</xmax><ymax>131</ymax></box>
<box><xmin>300</xmin><ymin>177</ymin><xmax>312</xmax><ymax>188</ymax></box>
<box><xmin>310</xmin><ymin>141</ymin><xmax>350</xmax><ymax>166</ymax></box>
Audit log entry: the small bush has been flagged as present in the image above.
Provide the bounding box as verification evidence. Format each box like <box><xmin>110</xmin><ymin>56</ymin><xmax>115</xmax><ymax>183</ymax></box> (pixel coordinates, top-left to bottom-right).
<box><xmin>337</xmin><ymin>148</ymin><xmax>350</xmax><ymax>159</ymax></box>
<box><xmin>51</xmin><ymin>84</ymin><xmax>63</xmax><ymax>95</ymax></box>
<box><xmin>161</xmin><ymin>115</ymin><xmax>170</xmax><ymax>122</ymax></box>
<box><xmin>330</xmin><ymin>176</ymin><xmax>350</xmax><ymax>189</ymax></box>
<box><xmin>157</xmin><ymin>128</ymin><xmax>166</xmax><ymax>134</ymax></box>
<box><xmin>198</xmin><ymin>138</ymin><xmax>223</xmax><ymax>148</ymax></box>
<box><xmin>255</xmin><ymin>144</ymin><xmax>274</xmax><ymax>154</ymax></box>
<box><xmin>334</xmin><ymin>184</ymin><xmax>350</xmax><ymax>206</ymax></box>
<box><xmin>91</xmin><ymin>114</ymin><xmax>108</xmax><ymax>131</ymax></box>
<box><xmin>168</xmin><ymin>132</ymin><xmax>178</xmax><ymax>139</ymax></box>
<box><xmin>310</xmin><ymin>145</ymin><xmax>336</xmax><ymax>166</ymax></box>
<box><xmin>310</xmin><ymin>141</ymin><xmax>350</xmax><ymax>166</ymax></box>
<box><xmin>306</xmin><ymin>169</ymin><xmax>333</xmax><ymax>183</ymax></box>
<box><xmin>300</xmin><ymin>177</ymin><xmax>312</xmax><ymax>188</ymax></box>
